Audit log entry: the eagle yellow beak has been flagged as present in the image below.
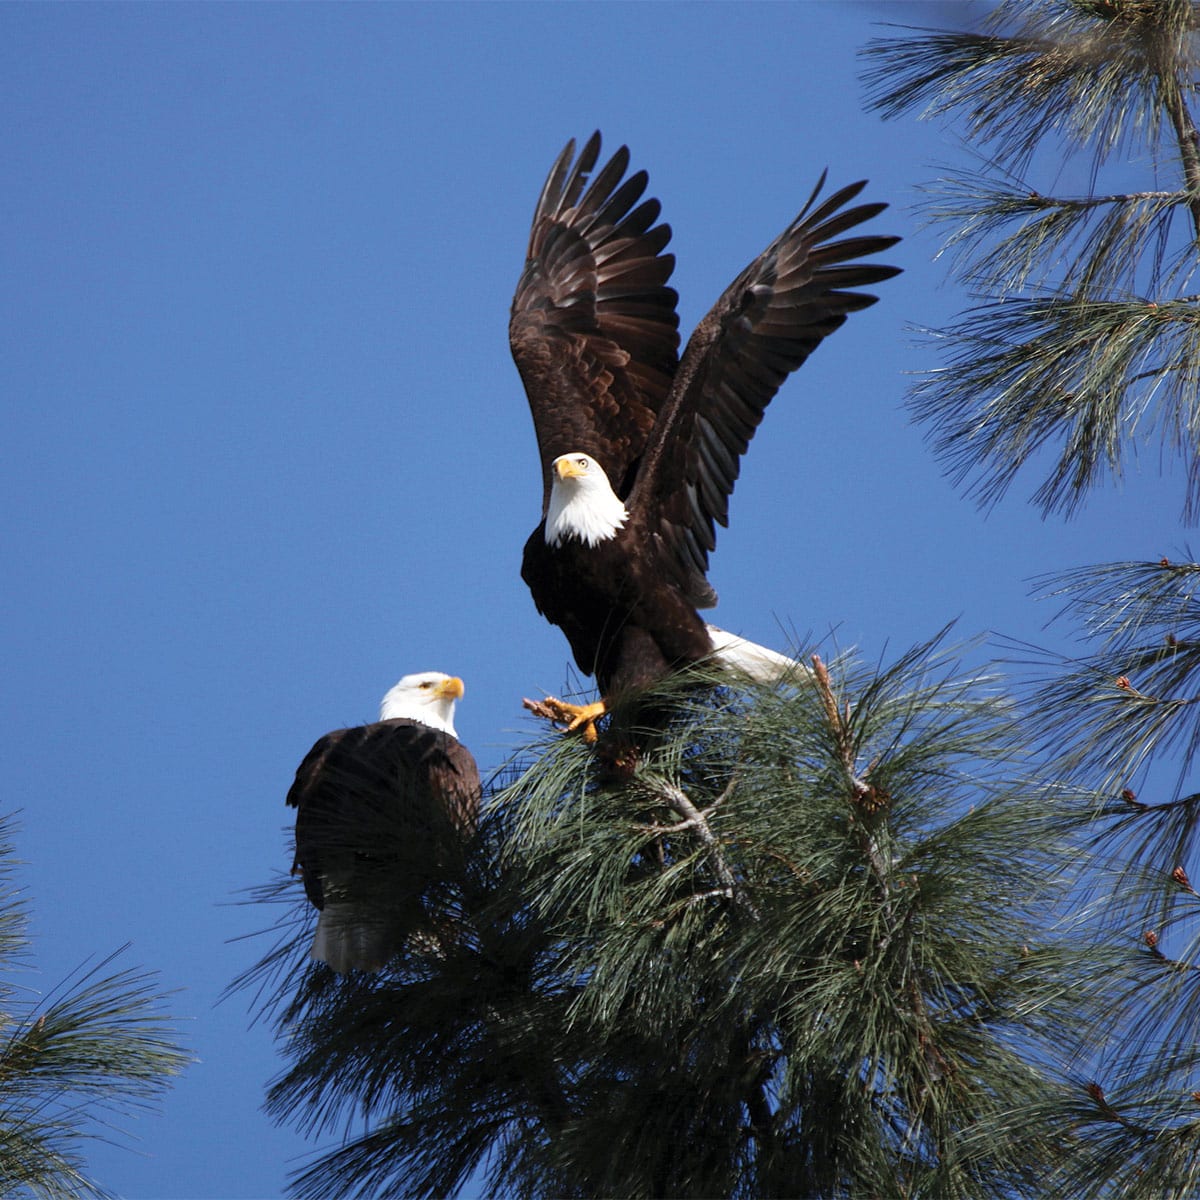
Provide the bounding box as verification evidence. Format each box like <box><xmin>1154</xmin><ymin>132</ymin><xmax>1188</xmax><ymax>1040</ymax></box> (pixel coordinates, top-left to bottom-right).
<box><xmin>554</xmin><ymin>456</ymin><xmax>587</xmax><ymax>481</ymax></box>
<box><xmin>437</xmin><ymin>676</ymin><xmax>465</xmax><ymax>701</ymax></box>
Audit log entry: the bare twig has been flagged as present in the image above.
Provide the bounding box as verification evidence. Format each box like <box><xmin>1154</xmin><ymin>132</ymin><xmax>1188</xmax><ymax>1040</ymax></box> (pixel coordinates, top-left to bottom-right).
<box><xmin>633</xmin><ymin>777</ymin><xmax>735</xmax><ymax>836</ymax></box>
<box><xmin>811</xmin><ymin>655</ymin><xmax>888</xmax><ymax>810</ymax></box>
<box><xmin>642</xmin><ymin>777</ymin><xmax>759</xmax><ymax>920</ymax></box>
<box><xmin>812</xmin><ymin>654</ymin><xmax>894</xmax><ymax>891</ymax></box>
<box><xmin>522</xmin><ymin>697</ymin><xmax>562</xmax><ymax>724</ymax></box>
<box><xmin>811</xmin><ymin>655</ymin><xmax>899</xmax><ymax>955</ymax></box>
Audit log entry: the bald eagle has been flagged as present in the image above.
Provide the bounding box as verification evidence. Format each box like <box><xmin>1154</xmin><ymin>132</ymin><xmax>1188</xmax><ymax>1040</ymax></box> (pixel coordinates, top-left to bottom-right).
<box><xmin>287</xmin><ymin>672</ymin><xmax>480</xmax><ymax>973</ymax></box>
<box><xmin>511</xmin><ymin>133</ymin><xmax>900</xmax><ymax>738</ymax></box>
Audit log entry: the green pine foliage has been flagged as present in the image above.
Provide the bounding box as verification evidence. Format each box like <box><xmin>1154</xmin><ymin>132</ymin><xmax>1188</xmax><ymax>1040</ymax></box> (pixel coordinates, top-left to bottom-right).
<box><xmin>0</xmin><ymin>815</ymin><xmax>188</xmax><ymax>1199</ymax></box>
<box><xmin>1029</xmin><ymin>558</ymin><xmax>1200</xmax><ymax>792</ymax></box>
<box><xmin>862</xmin><ymin>0</ymin><xmax>1200</xmax><ymax>521</ymax></box>
<box><xmin>244</xmin><ymin>652</ymin><xmax>1130</xmax><ymax>1199</ymax></box>
<box><xmin>866</xmin><ymin>3</ymin><xmax>1200</xmax><ymax>1196</ymax></box>
<box><xmin>1010</xmin><ymin>558</ymin><xmax>1200</xmax><ymax>1199</ymax></box>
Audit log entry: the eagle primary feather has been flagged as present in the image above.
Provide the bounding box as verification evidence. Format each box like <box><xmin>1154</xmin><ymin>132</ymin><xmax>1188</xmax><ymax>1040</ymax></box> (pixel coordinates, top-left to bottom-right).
<box><xmin>287</xmin><ymin>672</ymin><xmax>480</xmax><ymax>973</ymax></box>
<box><xmin>512</xmin><ymin>134</ymin><xmax>900</xmax><ymax>736</ymax></box>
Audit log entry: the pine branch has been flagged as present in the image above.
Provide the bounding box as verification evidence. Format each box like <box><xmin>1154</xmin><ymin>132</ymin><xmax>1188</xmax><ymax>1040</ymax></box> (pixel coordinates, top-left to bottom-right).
<box><xmin>810</xmin><ymin>653</ymin><xmax>897</xmax><ymax>952</ymax></box>
<box><xmin>862</xmin><ymin>4</ymin><xmax>1179</xmax><ymax>172</ymax></box>
<box><xmin>1040</xmin><ymin>1070</ymin><xmax>1200</xmax><ymax>1199</ymax></box>
<box><xmin>1020</xmin><ymin>558</ymin><xmax>1200</xmax><ymax>788</ymax></box>
<box><xmin>918</xmin><ymin>168</ymin><xmax>1193</xmax><ymax>296</ymax></box>
<box><xmin>909</xmin><ymin>296</ymin><xmax>1200</xmax><ymax>518</ymax></box>
<box><xmin>636</xmin><ymin>776</ymin><xmax>758</xmax><ymax>919</ymax></box>
<box><xmin>865</xmin><ymin>2</ymin><xmax>1200</xmax><ymax>518</ymax></box>
<box><xmin>1142</xmin><ymin>1</ymin><xmax>1200</xmax><ymax>237</ymax></box>
<box><xmin>1084</xmin><ymin>1079</ymin><xmax>1158</xmax><ymax>1137</ymax></box>
<box><xmin>1114</xmin><ymin>783</ymin><xmax>1200</xmax><ymax>813</ymax></box>
<box><xmin>0</xmin><ymin>816</ymin><xmax>188</xmax><ymax>1197</ymax></box>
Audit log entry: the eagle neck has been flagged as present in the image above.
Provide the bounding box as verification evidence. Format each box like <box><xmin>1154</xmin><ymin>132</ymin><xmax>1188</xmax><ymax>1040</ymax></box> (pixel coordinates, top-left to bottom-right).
<box><xmin>545</xmin><ymin>479</ymin><xmax>629</xmax><ymax>548</ymax></box>
<box><xmin>378</xmin><ymin>700</ymin><xmax>458</xmax><ymax>737</ymax></box>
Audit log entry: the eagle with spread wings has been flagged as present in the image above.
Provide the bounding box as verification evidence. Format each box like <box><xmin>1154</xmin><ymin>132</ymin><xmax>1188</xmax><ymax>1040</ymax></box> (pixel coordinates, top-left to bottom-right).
<box><xmin>511</xmin><ymin>133</ymin><xmax>900</xmax><ymax>739</ymax></box>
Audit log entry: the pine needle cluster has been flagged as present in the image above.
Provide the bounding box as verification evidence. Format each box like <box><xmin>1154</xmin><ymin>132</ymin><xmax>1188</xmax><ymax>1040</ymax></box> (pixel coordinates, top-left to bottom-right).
<box><xmin>0</xmin><ymin>815</ymin><xmax>188</xmax><ymax>1198</ymax></box>
<box><xmin>863</xmin><ymin>0</ymin><xmax>1200</xmax><ymax>519</ymax></box>
<box><xmin>990</xmin><ymin>559</ymin><xmax>1200</xmax><ymax>1199</ymax></box>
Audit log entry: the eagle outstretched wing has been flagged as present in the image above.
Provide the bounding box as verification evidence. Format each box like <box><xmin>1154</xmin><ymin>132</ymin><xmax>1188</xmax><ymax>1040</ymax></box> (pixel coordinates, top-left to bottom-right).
<box><xmin>510</xmin><ymin>132</ymin><xmax>681</xmax><ymax>507</ymax></box>
<box><xmin>630</xmin><ymin>175</ymin><xmax>902</xmax><ymax>607</ymax></box>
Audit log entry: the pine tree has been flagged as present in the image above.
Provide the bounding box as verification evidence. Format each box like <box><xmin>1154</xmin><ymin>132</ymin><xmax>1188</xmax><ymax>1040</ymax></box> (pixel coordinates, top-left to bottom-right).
<box><xmin>0</xmin><ymin>815</ymin><xmax>188</xmax><ymax>1199</ymax></box>
<box><xmin>238</xmin><ymin>6</ymin><xmax>1200</xmax><ymax>1195</ymax></box>
<box><xmin>863</xmin><ymin>3</ymin><xmax>1200</xmax><ymax>1195</ymax></box>
<box><xmin>242</xmin><ymin>654</ymin><xmax>1141</xmax><ymax>1199</ymax></box>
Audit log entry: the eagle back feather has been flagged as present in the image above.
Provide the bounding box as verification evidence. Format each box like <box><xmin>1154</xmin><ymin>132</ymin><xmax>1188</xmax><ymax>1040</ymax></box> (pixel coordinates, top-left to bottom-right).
<box><xmin>287</xmin><ymin>718</ymin><xmax>480</xmax><ymax>911</ymax></box>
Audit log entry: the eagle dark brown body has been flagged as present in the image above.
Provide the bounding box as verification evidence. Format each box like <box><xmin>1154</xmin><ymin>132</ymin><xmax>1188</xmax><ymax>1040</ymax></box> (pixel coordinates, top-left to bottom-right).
<box><xmin>288</xmin><ymin>679</ymin><xmax>480</xmax><ymax>972</ymax></box>
<box><xmin>522</xmin><ymin>514</ymin><xmax>712</xmax><ymax>697</ymax></box>
<box><xmin>511</xmin><ymin>133</ymin><xmax>900</xmax><ymax>726</ymax></box>
<box><xmin>288</xmin><ymin>718</ymin><xmax>479</xmax><ymax>909</ymax></box>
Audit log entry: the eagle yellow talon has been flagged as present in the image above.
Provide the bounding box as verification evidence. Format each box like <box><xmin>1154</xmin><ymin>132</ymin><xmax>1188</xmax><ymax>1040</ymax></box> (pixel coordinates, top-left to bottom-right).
<box><xmin>523</xmin><ymin>696</ymin><xmax>608</xmax><ymax>743</ymax></box>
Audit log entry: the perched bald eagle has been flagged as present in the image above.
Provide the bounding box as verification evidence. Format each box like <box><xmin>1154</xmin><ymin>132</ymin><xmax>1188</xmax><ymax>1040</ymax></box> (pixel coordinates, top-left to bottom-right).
<box><xmin>511</xmin><ymin>133</ymin><xmax>901</xmax><ymax>738</ymax></box>
<box><xmin>287</xmin><ymin>672</ymin><xmax>480</xmax><ymax>973</ymax></box>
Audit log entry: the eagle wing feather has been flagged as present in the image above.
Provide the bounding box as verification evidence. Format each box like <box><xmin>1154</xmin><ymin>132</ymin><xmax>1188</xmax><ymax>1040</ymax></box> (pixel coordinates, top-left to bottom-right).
<box><xmin>630</xmin><ymin>174</ymin><xmax>901</xmax><ymax>606</ymax></box>
<box><xmin>510</xmin><ymin>132</ymin><xmax>681</xmax><ymax>506</ymax></box>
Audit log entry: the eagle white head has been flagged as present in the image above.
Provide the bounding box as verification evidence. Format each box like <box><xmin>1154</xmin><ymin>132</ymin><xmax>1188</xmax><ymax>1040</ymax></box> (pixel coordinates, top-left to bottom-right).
<box><xmin>545</xmin><ymin>452</ymin><xmax>629</xmax><ymax>547</ymax></box>
<box><xmin>379</xmin><ymin>671</ymin><xmax>464</xmax><ymax>736</ymax></box>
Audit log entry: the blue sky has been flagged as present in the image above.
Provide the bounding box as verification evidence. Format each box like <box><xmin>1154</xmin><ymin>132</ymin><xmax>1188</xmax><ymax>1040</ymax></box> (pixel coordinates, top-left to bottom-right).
<box><xmin>1</xmin><ymin>3</ymin><xmax>1180</xmax><ymax>1197</ymax></box>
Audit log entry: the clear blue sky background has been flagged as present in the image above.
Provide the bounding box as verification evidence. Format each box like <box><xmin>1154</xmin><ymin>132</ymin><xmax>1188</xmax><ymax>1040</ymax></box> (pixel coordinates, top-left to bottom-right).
<box><xmin>2</xmin><ymin>3</ymin><xmax>1179</xmax><ymax>1197</ymax></box>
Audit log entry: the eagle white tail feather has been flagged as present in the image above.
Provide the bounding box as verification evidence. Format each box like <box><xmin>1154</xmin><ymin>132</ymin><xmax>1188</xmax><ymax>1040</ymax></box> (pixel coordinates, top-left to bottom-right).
<box><xmin>706</xmin><ymin>624</ymin><xmax>809</xmax><ymax>684</ymax></box>
<box><xmin>310</xmin><ymin>903</ymin><xmax>389</xmax><ymax>974</ymax></box>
